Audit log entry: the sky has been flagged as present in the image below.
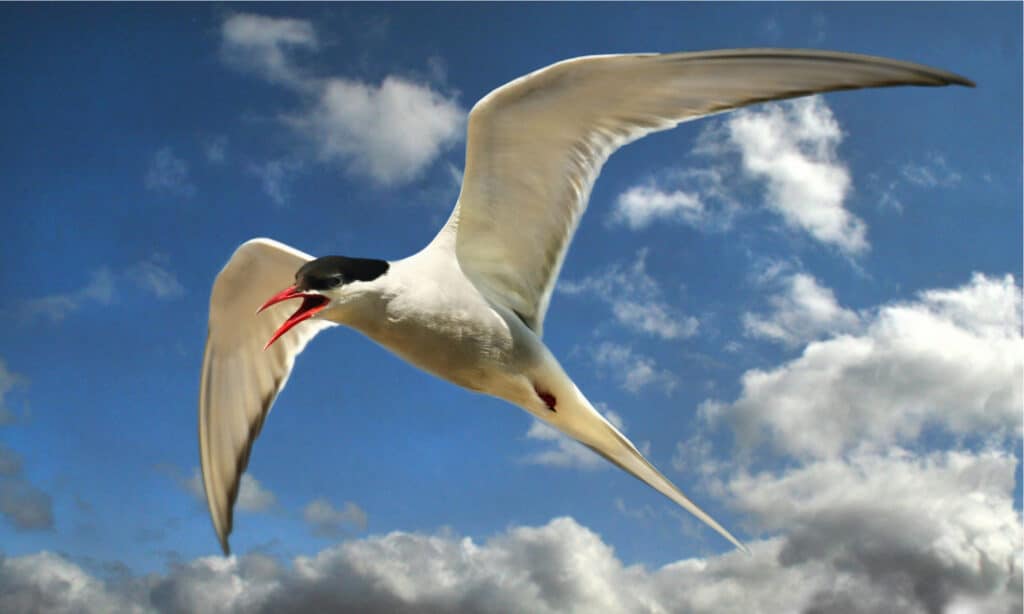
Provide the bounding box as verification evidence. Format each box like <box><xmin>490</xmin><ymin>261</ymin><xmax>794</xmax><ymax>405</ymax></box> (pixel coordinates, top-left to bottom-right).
<box><xmin>0</xmin><ymin>3</ymin><xmax>1021</xmax><ymax>613</ymax></box>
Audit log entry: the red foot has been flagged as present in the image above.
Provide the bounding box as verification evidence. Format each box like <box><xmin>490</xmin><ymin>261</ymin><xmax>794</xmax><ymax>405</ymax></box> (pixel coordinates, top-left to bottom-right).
<box><xmin>535</xmin><ymin>387</ymin><xmax>557</xmax><ymax>412</ymax></box>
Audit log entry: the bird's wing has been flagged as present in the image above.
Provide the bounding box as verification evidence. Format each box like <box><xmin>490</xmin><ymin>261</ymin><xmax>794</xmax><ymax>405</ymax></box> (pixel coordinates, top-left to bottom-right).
<box><xmin>445</xmin><ymin>49</ymin><xmax>972</xmax><ymax>335</ymax></box>
<box><xmin>199</xmin><ymin>238</ymin><xmax>333</xmax><ymax>554</ymax></box>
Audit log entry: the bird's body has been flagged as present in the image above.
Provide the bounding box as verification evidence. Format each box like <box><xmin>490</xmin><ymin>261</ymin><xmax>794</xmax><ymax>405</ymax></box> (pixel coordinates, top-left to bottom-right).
<box><xmin>199</xmin><ymin>48</ymin><xmax>972</xmax><ymax>554</ymax></box>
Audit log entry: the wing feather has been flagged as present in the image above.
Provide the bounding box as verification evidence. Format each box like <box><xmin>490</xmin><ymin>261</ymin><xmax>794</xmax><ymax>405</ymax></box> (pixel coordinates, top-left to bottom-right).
<box><xmin>447</xmin><ymin>48</ymin><xmax>972</xmax><ymax>334</ymax></box>
<box><xmin>198</xmin><ymin>238</ymin><xmax>332</xmax><ymax>554</ymax></box>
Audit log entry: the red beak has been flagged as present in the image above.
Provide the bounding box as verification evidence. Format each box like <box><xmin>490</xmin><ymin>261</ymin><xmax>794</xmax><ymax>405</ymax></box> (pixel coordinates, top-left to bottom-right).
<box><xmin>259</xmin><ymin>285</ymin><xmax>330</xmax><ymax>350</ymax></box>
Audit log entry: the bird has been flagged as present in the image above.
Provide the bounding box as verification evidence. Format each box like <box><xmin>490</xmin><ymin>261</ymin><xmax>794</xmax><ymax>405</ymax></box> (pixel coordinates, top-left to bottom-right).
<box><xmin>199</xmin><ymin>48</ymin><xmax>972</xmax><ymax>555</ymax></box>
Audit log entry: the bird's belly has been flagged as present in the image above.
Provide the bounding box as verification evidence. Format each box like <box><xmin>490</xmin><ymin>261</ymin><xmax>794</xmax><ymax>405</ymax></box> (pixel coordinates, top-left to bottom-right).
<box><xmin>359</xmin><ymin>306</ymin><xmax>526</xmax><ymax>394</ymax></box>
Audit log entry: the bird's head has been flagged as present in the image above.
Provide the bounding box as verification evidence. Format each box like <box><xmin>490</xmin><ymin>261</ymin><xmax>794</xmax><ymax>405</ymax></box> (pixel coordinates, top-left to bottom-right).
<box><xmin>258</xmin><ymin>255</ymin><xmax>389</xmax><ymax>349</ymax></box>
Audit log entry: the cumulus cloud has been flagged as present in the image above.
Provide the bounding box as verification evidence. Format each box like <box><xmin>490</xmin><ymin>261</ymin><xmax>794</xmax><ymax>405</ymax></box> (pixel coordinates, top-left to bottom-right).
<box><xmin>291</xmin><ymin>76</ymin><xmax>464</xmax><ymax>185</ymax></box>
<box><xmin>220</xmin><ymin>13</ymin><xmax>464</xmax><ymax>186</ymax></box>
<box><xmin>144</xmin><ymin>147</ymin><xmax>196</xmax><ymax>198</ymax></box>
<box><xmin>521</xmin><ymin>409</ymin><xmax>627</xmax><ymax>470</ymax></box>
<box><xmin>560</xmin><ymin>250</ymin><xmax>699</xmax><ymax>341</ymax></box>
<box><xmin>708</xmin><ymin>273</ymin><xmax>1022</xmax><ymax>459</ymax></box>
<box><xmin>728</xmin><ymin>447</ymin><xmax>1022</xmax><ymax>614</ymax></box>
<box><xmin>303</xmin><ymin>499</ymin><xmax>368</xmax><ymax>537</ymax></box>
<box><xmin>618</xmin><ymin>97</ymin><xmax>866</xmax><ymax>254</ymax></box>
<box><xmin>2</xmin><ymin>498</ymin><xmax>1018</xmax><ymax>614</ymax></box>
<box><xmin>742</xmin><ymin>271</ymin><xmax>860</xmax><ymax>347</ymax></box>
<box><xmin>724</xmin><ymin>97</ymin><xmax>864</xmax><ymax>254</ymax></box>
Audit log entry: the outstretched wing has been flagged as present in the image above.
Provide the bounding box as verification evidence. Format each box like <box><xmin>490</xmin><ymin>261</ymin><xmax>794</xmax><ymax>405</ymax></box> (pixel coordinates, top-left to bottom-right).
<box><xmin>446</xmin><ymin>49</ymin><xmax>972</xmax><ymax>334</ymax></box>
<box><xmin>199</xmin><ymin>238</ymin><xmax>333</xmax><ymax>553</ymax></box>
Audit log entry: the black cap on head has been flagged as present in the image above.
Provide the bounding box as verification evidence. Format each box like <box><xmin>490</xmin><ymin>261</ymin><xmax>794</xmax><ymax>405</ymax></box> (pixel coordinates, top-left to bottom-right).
<box><xmin>295</xmin><ymin>256</ymin><xmax>389</xmax><ymax>291</ymax></box>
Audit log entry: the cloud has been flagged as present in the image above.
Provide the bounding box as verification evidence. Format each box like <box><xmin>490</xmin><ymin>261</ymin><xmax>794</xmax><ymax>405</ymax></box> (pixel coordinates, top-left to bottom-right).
<box><xmin>901</xmin><ymin>153</ymin><xmax>962</xmax><ymax>188</ymax></box>
<box><xmin>0</xmin><ymin>363</ymin><xmax>53</xmax><ymax>532</ymax></box>
<box><xmin>708</xmin><ymin>273</ymin><xmax>1022</xmax><ymax>459</ymax></box>
<box><xmin>128</xmin><ymin>256</ymin><xmax>185</xmax><ymax>300</ymax></box>
<box><xmin>220</xmin><ymin>13</ymin><xmax>464</xmax><ymax>187</ymax></box>
<box><xmin>2</xmin><ymin>498</ymin><xmax>1018</xmax><ymax>613</ymax></box>
<box><xmin>291</xmin><ymin>76</ymin><xmax>464</xmax><ymax>185</ymax></box>
<box><xmin>521</xmin><ymin>409</ymin><xmax>627</xmax><ymax>470</ymax></box>
<box><xmin>221</xmin><ymin>13</ymin><xmax>318</xmax><ymax>88</ymax></box>
<box><xmin>248</xmin><ymin>159</ymin><xmax>302</xmax><ymax>206</ymax></box>
<box><xmin>0</xmin><ymin>360</ymin><xmax>26</xmax><ymax>425</ymax></box>
<box><xmin>610</xmin><ymin>184</ymin><xmax>706</xmax><ymax>230</ymax></box>
<box><xmin>560</xmin><ymin>250</ymin><xmax>699</xmax><ymax>341</ymax></box>
<box><xmin>727</xmin><ymin>447</ymin><xmax>1022</xmax><ymax>614</ymax></box>
<box><xmin>204</xmin><ymin>136</ymin><xmax>228</xmax><ymax>164</ymax></box>
<box><xmin>621</xmin><ymin>97</ymin><xmax>865</xmax><ymax>254</ymax></box>
<box><xmin>144</xmin><ymin>147</ymin><xmax>196</xmax><ymax>198</ymax></box>
<box><xmin>592</xmin><ymin>342</ymin><xmax>678</xmax><ymax>394</ymax></box>
<box><xmin>18</xmin><ymin>258</ymin><xmax>184</xmax><ymax>323</ymax></box>
<box><xmin>742</xmin><ymin>271</ymin><xmax>860</xmax><ymax>347</ymax></box>
<box><xmin>19</xmin><ymin>268</ymin><xmax>114</xmax><ymax>323</ymax></box>
<box><xmin>303</xmin><ymin>499</ymin><xmax>368</xmax><ymax>537</ymax></box>
<box><xmin>722</xmin><ymin>97</ymin><xmax>865</xmax><ymax>254</ymax></box>
<box><xmin>178</xmin><ymin>468</ymin><xmax>276</xmax><ymax>513</ymax></box>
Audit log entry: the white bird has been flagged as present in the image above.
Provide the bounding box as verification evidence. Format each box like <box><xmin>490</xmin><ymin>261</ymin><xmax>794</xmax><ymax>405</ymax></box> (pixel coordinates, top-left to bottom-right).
<box><xmin>199</xmin><ymin>48</ymin><xmax>972</xmax><ymax>554</ymax></box>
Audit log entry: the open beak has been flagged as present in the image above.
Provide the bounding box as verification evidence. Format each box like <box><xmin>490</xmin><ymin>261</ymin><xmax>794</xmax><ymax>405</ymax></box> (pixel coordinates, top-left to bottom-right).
<box><xmin>258</xmin><ymin>285</ymin><xmax>330</xmax><ymax>350</ymax></box>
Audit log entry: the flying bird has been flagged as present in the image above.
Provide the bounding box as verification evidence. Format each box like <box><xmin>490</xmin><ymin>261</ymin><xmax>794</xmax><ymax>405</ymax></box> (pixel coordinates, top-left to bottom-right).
<box><xmin>199</xmin><ymin>48</ymin><xmax>972</xmax><ymax>554</ymax></box>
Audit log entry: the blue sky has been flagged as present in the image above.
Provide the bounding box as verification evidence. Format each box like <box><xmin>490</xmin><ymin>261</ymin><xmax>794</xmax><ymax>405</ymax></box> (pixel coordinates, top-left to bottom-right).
<box><xmin>0</xmin><ymin>4</ymin><xmax>1021</xmax><ymax>612</ymax></box>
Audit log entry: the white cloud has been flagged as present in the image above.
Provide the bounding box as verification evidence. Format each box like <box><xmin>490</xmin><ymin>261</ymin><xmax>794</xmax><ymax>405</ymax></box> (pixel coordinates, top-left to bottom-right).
<box><xmin>292</xmin><ymin>76</ymin><xmax>464</xmax><ymax>185</ymax></box>
<box><xmin>724</xmin><ymin>97</ymin><xmax>865</xmax><ymax>254</ymax></box>
<box><xmin>303</xmin><ymin>499</ymin><xmax>368</xmax><ymax>537</ymax></box>
<box><xmin>220</xmin><ymin>13</ymin><xmax>464</xmax><ymax>187</ymax></box>
<box><xmin>560</xmin><ymin>250</ymin><xmax>699</xmax><ymax>341</ymax></box>
<box><xmin>522</xmin><ymin>409</ymin><xmax>626</xmax><ymax>470</ymax></box>
<box><xmin>144</xmin><ymin>147</ymin><xmax>196</xmax><ymax>198</ymax></box>
<box><xmin>709</xmin><ymin>273</ymin><xmax>1022</xmax><ymax>459</ymax></box>
<box><xmin>611</xmin><ymin>184</ymin><xmax>706</xmax><ymax>230</ymax></box>
<box><xmin>2</xmin><ymin>496</ymin><xmax>1018</xmax><ymax>613</ymax></box>
<box><xmin>128</xmin><ymin>256</ymin><xmax>184</xmax><ymax>300</ymax></box>
<box><xmin>901</xmin><ymin>152</ymin><xmax>962</xmax><ymax>188</ymax></box>
<box><xmin>249</xmin><ymin>159</ymin><xmax>302</xmax><ymax>206</ymax></box>
<box><xmin>742</xmin><ymin>272</ymin><xmax>860</xmax><ymax>346</ymax></box>
<box><xmin>727</xmin><ymin>447</ymin><xmax>1021</xmax><ymax>614</ymax></box>
<box><xmin>221</xmin><ymin>13</ymin><xmax>318</xmax><ymax>88</ymax></box>
<box><xmin>593</xmin><ymin>342</ymin><xmax>678</xmax><ymax>394</ymax></box>
<box><xmin>181</xmin><ymin>468</ymin><xmax>275</xmax><ymax>513</ymax></box>
<box><xmin>0</xmin><ymin>362</ymin><xmax>53</xmax><ymax>532</ymax></box>
<box><xmin>19</xmin><ymin>269</ymin><xmax>115</xmax><ymax>323</ymax></box>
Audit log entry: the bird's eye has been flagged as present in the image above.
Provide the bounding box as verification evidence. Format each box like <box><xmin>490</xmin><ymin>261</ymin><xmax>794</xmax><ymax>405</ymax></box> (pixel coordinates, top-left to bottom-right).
<box><xmin>325</xmin><ymin>276</ymin><xmax>344</xmax><ymax>288</ymax></box>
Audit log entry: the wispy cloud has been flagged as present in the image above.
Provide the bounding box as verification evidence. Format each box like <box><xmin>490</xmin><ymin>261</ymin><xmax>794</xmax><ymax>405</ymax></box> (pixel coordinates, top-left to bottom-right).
<box><xmin>144</xmin><ymin>147</ymin><xmax>196</xmax><ymax>198</ymax></box>
<box><xmin>204</xmin><ymin>136</ymin><xmax>228</xmax><ymax>164</ymax></box>
<box><xmin>900</xmin><ymin>152</ymin><xmax>962</xmax><ymax>188</ymax></box>
<box><xmin>592</xmin><ymin>342</ymin><xmax>678</xmax><ymax>394</ymax></box>
<box><xmin>248</xmin><ymin>159</ymin><xmax>303</xmax><ymax>206</ymax></box>
<box><xmin>128</xmin><ymin>255</ymin><xmax>185</xmax><ymax>300</ymax></box>
<box><xmin>742</xmin><ymin>270</ymin><xmax>860</xmax><ymax>347</ymax></box>
<box><xmin>18</xmin><ymin>257</ymin><xmax>184</xmax><ymax>324</ymax></box>
<box><xmin>303</xmin><ymin>498</ymin><xmax>368</xmax><ymax>537</ymax></box>
<box><xmin>0</xmin><ymin>361</ymin><xmax>53</xmax><ymax>532</ymax></box>
<box><xmin>220</xmin><ymin>13</ymin><xmax>464</xmax><ymax>187</ymax></box>
<box><xmin>221</xmin><ymin>12</ymin><xmax>318</xmax><ymax>89</ymax></box>
<box><xmin>560</xmin><ymin>250</ymin><xmax>698</xmax><ymax>341</ymax></box>
<box><xmin>19</xmin><ymin>269</ymin><xmax>114</xmax><ymax>323</ymax></box>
